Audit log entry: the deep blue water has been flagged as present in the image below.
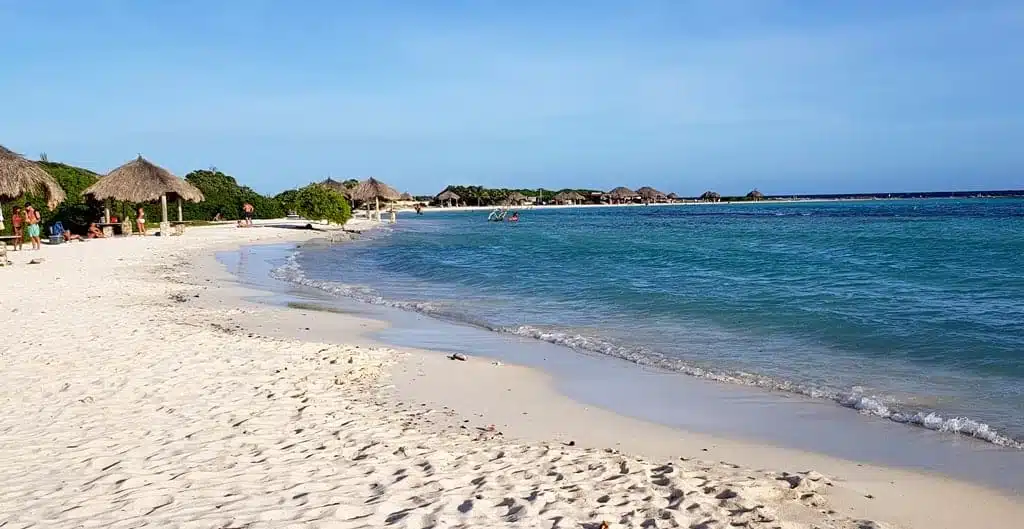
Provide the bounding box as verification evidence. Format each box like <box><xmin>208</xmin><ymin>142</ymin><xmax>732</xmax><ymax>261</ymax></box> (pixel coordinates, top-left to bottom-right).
<box><xmin>276</xmin><ymin>200</ymin><xmax>1024</xmax><ymax>447</ymax></box>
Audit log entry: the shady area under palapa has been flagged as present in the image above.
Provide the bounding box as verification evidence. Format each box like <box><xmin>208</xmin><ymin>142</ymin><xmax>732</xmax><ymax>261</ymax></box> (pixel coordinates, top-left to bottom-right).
<box><xmin>82</xmin><ymin>156</ymin><xmax>204</xmax><ymax>227</ymax></box>
<box><xmin>348</xmin><ymin>177</ymin><xmax>401</xmax><ymax>219</ymax></box>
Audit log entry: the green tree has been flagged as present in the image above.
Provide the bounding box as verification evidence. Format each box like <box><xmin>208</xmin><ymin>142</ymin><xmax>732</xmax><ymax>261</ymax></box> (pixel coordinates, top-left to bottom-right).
<box><xmin>342</xmin><ymin>178</ymin><xmax>359</xmax><ymax>189</ymax></box>
<box><xmin>293</xmin><ymin>184</ymin><xmax>351</xmax><ymax>225</ymax></box>
<box><xmin>274</xmin><ymin>189</ymin><xmax>299</xmax><ymax>213</ymax></box>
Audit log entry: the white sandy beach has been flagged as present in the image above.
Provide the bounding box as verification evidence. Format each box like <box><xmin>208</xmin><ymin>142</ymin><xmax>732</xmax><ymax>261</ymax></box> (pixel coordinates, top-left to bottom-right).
<box><xmin>1</xmin><ymin>222</ymin><xmax>1021</xmax><ymax>529</ymax></box>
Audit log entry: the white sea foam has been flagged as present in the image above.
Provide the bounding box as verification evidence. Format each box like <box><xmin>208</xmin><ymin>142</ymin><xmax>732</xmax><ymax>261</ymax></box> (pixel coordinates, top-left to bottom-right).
<box><xmin>271</xmin><ymin>249</ymin><xmax>1024</xmax><ymax>450</ymax></box>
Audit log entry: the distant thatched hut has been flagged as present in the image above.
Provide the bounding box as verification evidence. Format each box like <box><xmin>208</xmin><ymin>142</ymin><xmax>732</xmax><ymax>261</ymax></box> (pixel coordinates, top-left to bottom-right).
<box><xmin>349</xmin><ymin>177</ymin><xmax>401</xmax><ymax>220</ymax></box>
<box><xmin>746</xmin><ymin>189</ymin><xmax>765</xmax><ymax>201</ymax></box>
<box><xmin>0</xmin><ymin>145</ymin><xmax>66</xmax><ymax>209</ymax></box>
<box><xmin>636</xmin><ymin>186</ymin><xmax>667</xmax><ymax>203</ymax></box>
<box><xmin>399</xmin><ymin>192</ymin><xmax>414</xmax><ymax>201</ymax></box>
<box><xmin>700</xmin><ymin>190</ymin><xmax>721</xmax><ymax>202</ymax></box>
<box><xmin>553</xmin><ymin>191</ymin><xmax>585</xmax><ymax>205</ymax></box>
<box><xmin>507</xmin><ymin>192</ymin><xmax>528</xmax><ymax>206</ymax></box>
<box><xmin>435</xmin><ymin>189</ymin><xmax>460</xmax><ymax>207</ymax></box>
<box><xmin>666</xmin><ymin>192</ymin><xmax>679</xmax><ymax>202</ymax></box>
<box><xmin>604</xmin><ymin>186</ymin><xmax>637</xmax><ymax>204</ymax></box>
<box><xmin>321</xmin><ymin>178</ymin><xmax>351</xmax><ymax>198</ymax></box>
<box><xmin>83</xmin><ymin>155</ymin><xmax>203</xmax><ymax>226</ymax></box>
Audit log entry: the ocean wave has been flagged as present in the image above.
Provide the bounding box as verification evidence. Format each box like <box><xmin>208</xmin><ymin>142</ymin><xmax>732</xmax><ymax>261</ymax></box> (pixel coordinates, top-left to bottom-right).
<box><xmin>271</xmin><ymin>251</ymin><xmax>1023</xmax><ymax>450</ymax></box>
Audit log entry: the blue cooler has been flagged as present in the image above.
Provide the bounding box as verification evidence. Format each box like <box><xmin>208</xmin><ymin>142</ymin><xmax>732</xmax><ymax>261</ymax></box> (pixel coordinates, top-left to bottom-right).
<box><xmin>49</xmin><ymin>222</ymin><xmax>66</xmax><ymax>244</ymax></box>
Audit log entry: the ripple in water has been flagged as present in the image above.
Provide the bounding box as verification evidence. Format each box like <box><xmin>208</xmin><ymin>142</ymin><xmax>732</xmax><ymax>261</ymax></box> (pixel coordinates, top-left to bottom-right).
<box><xmin>277</xmin><ymin>200</ymin><xmax>1024</xmax><ymax>448</ymax></box>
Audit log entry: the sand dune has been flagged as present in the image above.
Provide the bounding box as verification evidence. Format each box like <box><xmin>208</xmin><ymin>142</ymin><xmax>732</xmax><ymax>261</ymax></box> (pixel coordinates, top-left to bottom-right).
<box><xmin>0</xmin><ymin>223</ymin><xmax>987</xmax><ymax>528</ymax></box>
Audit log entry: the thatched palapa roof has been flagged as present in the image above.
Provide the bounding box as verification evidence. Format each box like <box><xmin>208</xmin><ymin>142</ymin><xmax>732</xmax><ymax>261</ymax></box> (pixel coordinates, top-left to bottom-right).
<box><xmin>700</xmin><ymin>190</ymin><xmax>721</xmax><ymax>201</ymax></box>
<box><xmin>399</xmin><ymin>192</ymin><xmax>414</xmax><ymax>201</ymax></box>
<box><xmin>746</xmin><ymin>189</ymin><xmax>765</xmax><ymax>200</ymax></box>
<box><xmin>0</xmin><ymin>145</ymin><xmax>67</xmax><ymax>209</ymax></box>
<box><xmin>666</xmin><ymin>192</ymin><xmax>679</xmax><ymax>200</ymax></box>
<box><xmin>321</xmin><ymin>178</ymin><xmax>351</xmax><ymax>196</ymax></box>
<box><xmin>554</xmin><ymin>191</ymin><xmax>585</xmax><ymax>202</ymax></box>
<box><xmin>348</xmin><ymin>177</ymin><xmax>400</xmax><ymax>202</ymax></box>
<box><xmin>83</xmin><ymin>156</ymin><xmax>203</xmax><ymax>203</ymax></box>
<box><xmin>606</xmin><ymin>186</ymin><xmax>637</xmax><ymax>199</ymax></box>
<box><xmin>507</xmin><ymin>192</ymin><xmax>527</xmax><ymax>202</ymax></box>
<box><xmin>435</xmin><ymin>189</ymin><xmax>460</xmax><ymax>201</ymax></box>
<box><xmin>636</xmin><ymin>186</ymin><xmax>666</xmax><ymax>201</ymax></box>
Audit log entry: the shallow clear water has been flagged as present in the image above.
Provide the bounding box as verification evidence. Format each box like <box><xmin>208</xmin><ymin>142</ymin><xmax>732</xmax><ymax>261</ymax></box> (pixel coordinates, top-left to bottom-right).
<box><xmin>277</xmin><ymin>200</ymin><xmax>1024</xmax><ymax>447</ymax></box>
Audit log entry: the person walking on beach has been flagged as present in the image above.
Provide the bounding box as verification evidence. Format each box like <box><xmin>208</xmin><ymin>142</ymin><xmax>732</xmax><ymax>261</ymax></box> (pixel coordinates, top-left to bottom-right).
<box><xmin>136</xmin><ymin>207</ymin><xmax>146</xmax><ymax>235</ymax></box>
<box><xmin>10</xmin><ymin>206</ymin><xmax>24</xmax><ymax>251</ymax></box>
<box><xmin>242</xmin><ymin>202</ymin><xmax>254</xmax><ymax>227</ymax></box>
<box><xmin>24</xmin><ymin>205</ymin><xmax>41</xmax><ymax>250</ymax></box>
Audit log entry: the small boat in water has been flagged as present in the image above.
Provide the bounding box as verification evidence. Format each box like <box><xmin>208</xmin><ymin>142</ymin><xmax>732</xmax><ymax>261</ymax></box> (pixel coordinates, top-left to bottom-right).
<box><xmin>487</xmin><ymin>208</ymin><xmax>507</xmax><ymax>222</ymax></box>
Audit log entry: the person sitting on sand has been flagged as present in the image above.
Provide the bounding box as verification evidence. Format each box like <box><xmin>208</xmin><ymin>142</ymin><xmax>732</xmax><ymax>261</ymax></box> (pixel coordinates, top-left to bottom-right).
<box><xmin>136</xmin><ymin>207</ymin><xmax>146</xmax><ymax>235</ymax></box>
<box><xmin>62</xmin><ymin>230</ymin><xmax>81</xmax><ymax>242</ymax></box>
<box><xmin>87</xmin><ymin>223</ymin><xmax>104</xmax><ymax>239</ymax></box>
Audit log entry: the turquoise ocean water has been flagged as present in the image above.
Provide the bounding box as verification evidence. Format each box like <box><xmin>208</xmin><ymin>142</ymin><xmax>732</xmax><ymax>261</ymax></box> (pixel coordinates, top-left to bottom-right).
<box><xmin>274</xmin><ymin>200</ymin><xmax>1024</xmax><ymax>448</ymax></box>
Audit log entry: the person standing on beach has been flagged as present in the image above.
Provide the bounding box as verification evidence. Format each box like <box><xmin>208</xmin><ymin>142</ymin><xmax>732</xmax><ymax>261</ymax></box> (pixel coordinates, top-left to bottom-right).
<box><xmin>24</xmin><ymin>205</ymin><xmax>42</xmax><ymax>250</ymax></box>
<box><xmin>136</xmin><ymin>207</ymin><xmax>146</xmax><ymax>235</ymax></box>
<box><xmin>242</xmin><ymin>202</ymin><xmax>254</xmax><ymax>226</ymax></box>
<box><xmin>11</xmin><ymin>206</ymin><xmax>24</xmax><ymax>251</ymax></box>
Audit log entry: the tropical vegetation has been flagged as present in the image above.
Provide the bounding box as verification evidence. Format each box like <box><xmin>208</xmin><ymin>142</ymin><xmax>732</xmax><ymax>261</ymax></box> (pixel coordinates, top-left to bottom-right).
<box><xmin>2</xmin><ymin>156</ymin><xmax>353</xmax><ymax>234</ymax></box>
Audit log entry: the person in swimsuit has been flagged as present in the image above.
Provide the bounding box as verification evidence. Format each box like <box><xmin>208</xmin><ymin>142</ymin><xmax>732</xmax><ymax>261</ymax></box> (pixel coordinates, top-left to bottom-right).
<box><xmin>136</xmin><ymin>207</ymin><xmax>146</xmax><ymax>235</ymax></box>
<box><xmin>242</xmin><ymin>202</ymin><xmax>254</xmax><ymax>226</ymax></box>
<box><xmin>10</xmin><ymin>206</ymin><xmax>24</xmax><ymax>251</ymax></box>
<box><xmin>87</xmin><ymin>223</ymin><xmax>105</xmax><ymax>239</ymax></box>
<box><xmin>24</xmin><ymin>205</ymin><xmax>41</xmax><ymax>250</ymax></box>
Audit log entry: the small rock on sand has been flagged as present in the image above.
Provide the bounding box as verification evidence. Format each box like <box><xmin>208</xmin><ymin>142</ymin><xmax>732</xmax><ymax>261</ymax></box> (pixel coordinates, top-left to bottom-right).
<box><xmin>449</xmin><ymin>353</ymin><xmax>467</xmax><ymax>361</ymax></box>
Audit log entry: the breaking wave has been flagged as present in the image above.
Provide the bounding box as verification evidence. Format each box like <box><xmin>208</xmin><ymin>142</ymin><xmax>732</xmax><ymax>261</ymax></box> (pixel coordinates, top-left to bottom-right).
<box><xmin>272</xmin><ymin>249</ymin><xmax>1023</xmax><ymax>450</ymax></box>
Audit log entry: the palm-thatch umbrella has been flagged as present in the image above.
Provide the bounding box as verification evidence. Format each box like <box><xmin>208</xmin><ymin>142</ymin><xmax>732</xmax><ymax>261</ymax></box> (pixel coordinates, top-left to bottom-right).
<box><xmin>700</xmin><ymin>190</ymin><xmax>721</xmax><ymax>202</ymax></box>
<box><xmin>0</xmin><ymin>145</ymin><xmax>67</xmax><ymax>210</ymax></box>
<box><xmin>666</xmin><ymin>192</ymin><xmax>679</xmax><ymax>202</ymax></box>
<box><xmin>636</xmin><ymin>186</ymin><xmax>666</xmax><ymax>203</ymax></box>
<box><xmin>553</xmin><ymin>191</ymin><xmax>585</xmax><ymax>205</ymax></box>
<box><xmin>507</xmin><ymin>191</ymin><xmax>527</xmax><ymax>205</ymax></box>
<box><xmin>605</xmin><ymin>186</ymin><xmax>637</xmax><ymax>204</ymax></box>
<box><xmin>321</xmin><ymin>177</ymin><xmax>351</xmax><ymax>198</ymax></box>
<box><xmin>400</xmin><ymin>192</ymin><xmax>414</xmax><ymax>201</ymax></box>
<box><xmin>83</xmin><ymin>155</ymin><xmax>203</xmax><ymax>226</ymax></box>
<box><xmin>746</xmin><ymin>189</ymin><xmax>765</xmax><ymax>201</ymax></box>
<box><xmin>435</xmin><ymin>189</ymin><xmax>460</xmax><ymax>207</ymax></box>
<box><xmin>348</xmin><ymin>177</ymin><xmax>401</xmax><ymax>220</ymax></box>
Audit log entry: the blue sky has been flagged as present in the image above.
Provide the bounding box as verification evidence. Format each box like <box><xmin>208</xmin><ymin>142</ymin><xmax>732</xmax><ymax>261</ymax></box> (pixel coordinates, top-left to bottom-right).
<box><xmin>2</xmin><ymin>1</ymin><xmax>1022</xmax><ymax>196</ymax></box>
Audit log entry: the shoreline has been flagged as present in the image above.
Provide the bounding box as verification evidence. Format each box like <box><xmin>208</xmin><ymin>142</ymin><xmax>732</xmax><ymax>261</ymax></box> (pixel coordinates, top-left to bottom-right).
<box><xmin>1</xmin><ymin>223</ymin><xmax>1019</xmax><ymax>528</ymax></box>
<box><xmin>260</xmin><ymin>221</ymin><xmax>1024</xmax><ymax>455</ymax></box>
<box><xmin>213</xmin><ymin>238</ymin><xmax>1023</xmax><ymax>527</ymax></box>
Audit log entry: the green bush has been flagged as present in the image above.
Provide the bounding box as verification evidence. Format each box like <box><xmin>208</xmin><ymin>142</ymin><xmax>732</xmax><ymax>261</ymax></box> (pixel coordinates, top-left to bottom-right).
<box><xmin>293</xmin><ymin>184</ymin><xmax>351</xmax><ymax>225</ymax></box>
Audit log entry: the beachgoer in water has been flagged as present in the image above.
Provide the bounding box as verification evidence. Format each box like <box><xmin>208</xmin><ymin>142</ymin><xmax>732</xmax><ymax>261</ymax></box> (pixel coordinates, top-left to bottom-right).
<box><xmin>242</xmin><ymin>202</ymin><xmax>254</xmax><ymax>226</ymax></box>
<box><xmin>24</xmin><ymin>205</ymin><xmax>41</xmax><ymax>250</ymax></box>
<box><xmin>136</xmin><ymin>207</ymin><xmax>146</xmax><ymax>235</ymax></box>
<box><xmin>509</xmin><ymin>212</ymin><xmax>519</xmax><ymax>222</ymax></box>
<box><xmin>11</xmin><ymin>206</ymin><xmax>24</xmax><ymax>251</ymax></box>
